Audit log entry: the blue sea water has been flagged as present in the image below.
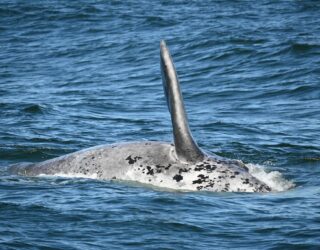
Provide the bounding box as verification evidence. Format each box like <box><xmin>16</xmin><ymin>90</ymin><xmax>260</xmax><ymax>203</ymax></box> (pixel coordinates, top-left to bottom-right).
<box><xmin>0</xmin><ymin>0</ymin><xmax>320</xmax><ymax>249</ymax></box>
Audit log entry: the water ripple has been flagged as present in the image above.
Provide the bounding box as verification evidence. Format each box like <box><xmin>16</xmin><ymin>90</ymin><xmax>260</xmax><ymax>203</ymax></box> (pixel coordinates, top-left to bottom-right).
<box><xmin>1</xmin><ymin>0</ymin><xmax>320</xmax><ymax>249</ymax></box>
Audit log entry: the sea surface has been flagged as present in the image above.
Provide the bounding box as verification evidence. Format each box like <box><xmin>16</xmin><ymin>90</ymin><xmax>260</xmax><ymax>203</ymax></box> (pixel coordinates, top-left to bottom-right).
<box><xmin>1</xmin><ymin>0</ymin><xmax>320</xmax><ymax>249</ymax></box>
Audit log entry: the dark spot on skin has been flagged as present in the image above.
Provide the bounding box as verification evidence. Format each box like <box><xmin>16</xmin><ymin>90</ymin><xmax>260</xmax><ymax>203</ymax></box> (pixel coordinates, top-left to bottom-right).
<box><xmin>125</xmin><ymin>155</ymin><xmax>142</xmax><ymax>165</ymax></box>
<box><xmin>265</xmin><ymin>186</ymin><xmax>271</xmax><ymax>192</ymax></box>
<box><xmin>205</xmin><ymin>181</ymin><xmax>215</xmax><ymax>188</ymax></box>
<box><xmin>173</xmin><ymin>174</ymin><xmax>183</xmax><ymax>182</ymax></box>
<box><xmin>112</xmin><ymin>176</ymin><xmax>116</xmax><ymax>180</ymax></box>
<box><xmin>198</xmin><ymin>174</ymin><xmax>208</xmax><ymax>179</ymax></box>
<box><xmin>194</xmin><ymin>163</ymin><xmax>217</xmax><ymax>173</ymax></box>
<box><xmin>206</xmin><ymin>165</ymin><xmax>216</xmax><ymax>172</ymax></box>
<box><xmin>257</xmin><ymin>184</ymin><xmax>271</xmax><ymax>192</ymax></box>
<box><xmin>155</xmin><ymin>164</ymin><xmax>171</xmax><ymax>170</ymax></box>
<box><xmin>230</xmin><ymin>175</ymin><xmax>235</xmax><ymax>178</ymax></box>
<box><xmin>91</xmin><ymin>156</ymin><xmax>95</xmax><ymax>160</ymax></box>
<box><xmin>179</xmin><ymin>168</ymin><xmax>190</xmax><ymax>174</ymax></box>
<box><xmin>194</xmin><ymin>167</ymin><xmax>201</xmax><ymax>171</ymax></box>
<box><xmin>193</xmin><ymin>179</ymin><xmax>203</xmax><ymax>184</ymax></box>
<box><xmin>193</xmin><ymin>174</ymin><xmax>209</xmax><ymax>184</ymax></box>
<box><xmin>242</xmin><ymin>178</ymin><xmax>249</xmax><ymax>184</ymax></box>
<box><xmin>197</xmin><ymin>186</ymin><xmax>203</xmax><ymax>190</ymax></box>
<box><xmin>243</xmin><ymin>165</ymin><xmax>249</xmax><ymax>171</ymax></box>
<box><xmin>126</xmin><ymin>155</ymin><xmax>135</xmax><ymax>164</ymax></box>
<box><xmin>146</xmin><ymin>166</ymin><xmax>154</xmax><ymax>176</ymax></box>
<box><xmin>234</xmin><ymin>171</ymin><xmax>240</xmax><ymax>175</ymax></box>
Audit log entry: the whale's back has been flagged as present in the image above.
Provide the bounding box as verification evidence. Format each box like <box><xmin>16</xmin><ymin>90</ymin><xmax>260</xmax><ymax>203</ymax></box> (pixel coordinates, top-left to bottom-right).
<box><xmin>9</xmin><ymin>142</ymin><xmax>177</xmax><ymax>179</ymax></box>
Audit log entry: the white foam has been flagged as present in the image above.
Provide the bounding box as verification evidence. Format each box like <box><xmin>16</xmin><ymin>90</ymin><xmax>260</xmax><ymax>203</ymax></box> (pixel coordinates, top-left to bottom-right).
<box><xmin>246</xmin><ymin>163</ymin><xmax>295</xmax><ymax>192</ymax></box>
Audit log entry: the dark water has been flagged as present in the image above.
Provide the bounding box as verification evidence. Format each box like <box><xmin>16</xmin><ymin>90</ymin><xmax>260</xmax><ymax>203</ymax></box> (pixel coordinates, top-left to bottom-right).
<box><xmin>1</xmin><ymin>0</ymin><xmax>320</xmax><ymax>249</ymax></box>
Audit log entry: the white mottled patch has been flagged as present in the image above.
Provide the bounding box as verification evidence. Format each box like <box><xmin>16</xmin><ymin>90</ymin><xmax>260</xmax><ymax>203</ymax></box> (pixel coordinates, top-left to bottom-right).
<box><xmin>123</xmin><ymin>158</ymin><xmax>275</xmax><ymax>192</ymax></box>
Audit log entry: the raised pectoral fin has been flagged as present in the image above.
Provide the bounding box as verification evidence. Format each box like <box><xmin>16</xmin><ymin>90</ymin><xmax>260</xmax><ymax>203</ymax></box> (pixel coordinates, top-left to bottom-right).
<box><xmin>160</xmin><ymin>40</ymin><xmax>204</xmax><ymax>163</ymax></box>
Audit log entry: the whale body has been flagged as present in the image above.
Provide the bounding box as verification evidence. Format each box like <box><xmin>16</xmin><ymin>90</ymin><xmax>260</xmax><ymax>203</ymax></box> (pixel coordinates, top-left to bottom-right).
<box><xmin>10</xmin><ymin>40</ymin><xmax>272</xmax><ymax>192</ymax></box>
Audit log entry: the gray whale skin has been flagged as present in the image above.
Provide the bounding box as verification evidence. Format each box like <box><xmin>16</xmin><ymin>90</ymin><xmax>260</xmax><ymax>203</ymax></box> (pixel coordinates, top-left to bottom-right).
<box><xmin>10</xmin><ymin>41</ymin><xmax>272</xmax><ymax>193</ymax></box>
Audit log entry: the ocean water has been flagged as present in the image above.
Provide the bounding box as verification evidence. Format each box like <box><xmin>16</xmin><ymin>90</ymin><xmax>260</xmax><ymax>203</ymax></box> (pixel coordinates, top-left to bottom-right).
<box><xmin>1</xmin><ymin>0</ymin><xmax>320</xmax><ymax>249</ymax></box>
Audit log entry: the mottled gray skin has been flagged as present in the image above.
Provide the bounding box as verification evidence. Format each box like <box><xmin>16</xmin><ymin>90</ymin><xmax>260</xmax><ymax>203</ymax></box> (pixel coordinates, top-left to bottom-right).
<box><xmin>9</xmin><ymin>40</ymin><xmax>272</xmax><ymax>192</ymax></box>
<box><xmin>10</xmin><ymin>142</ymin><xmax>271</xmax><ymax>192</ymax></box>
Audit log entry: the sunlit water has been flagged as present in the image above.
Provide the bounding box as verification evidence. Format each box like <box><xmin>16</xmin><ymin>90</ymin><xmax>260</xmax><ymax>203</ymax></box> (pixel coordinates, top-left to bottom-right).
<box><xmin>1</xmin><ymin>1</ymin><xmax>319</xmax><ymax>249</ymax></box>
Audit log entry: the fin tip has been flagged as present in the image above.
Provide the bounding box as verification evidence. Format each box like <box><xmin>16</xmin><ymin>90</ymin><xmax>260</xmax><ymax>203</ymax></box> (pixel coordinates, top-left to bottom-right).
<box><xmin>160</xmin><ymin>40</ymin><xmax>167</xmax><ymax>50</ymax></box>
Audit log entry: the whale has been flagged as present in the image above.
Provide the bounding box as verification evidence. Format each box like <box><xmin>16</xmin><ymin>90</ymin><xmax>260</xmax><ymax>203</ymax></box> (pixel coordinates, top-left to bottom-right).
<box><xmin>9</xmin><ymin>40</ymin><xmax>272</xmax><ymax>192</ymax></box>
